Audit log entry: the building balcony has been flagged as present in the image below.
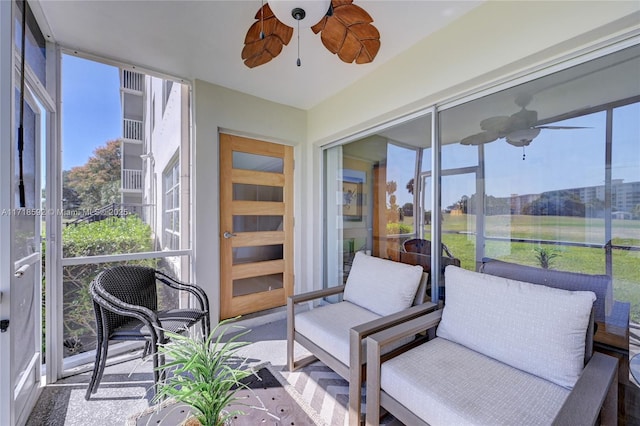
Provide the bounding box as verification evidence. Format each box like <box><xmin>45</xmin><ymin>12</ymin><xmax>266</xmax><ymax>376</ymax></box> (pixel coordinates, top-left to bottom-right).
<box><xmin>121</xmin><ymin>69</ymin><xmax>144</xmax><ymax>93</ymax></box>
<box><xmin>121</xmin><ymin>168</ymin><xmax>143</xmax><ymax>192</ymax></box>
<box><xmin>122</xmin><ymin>118</ymin><xmax>143</xmax><ymax>142</ymax></box>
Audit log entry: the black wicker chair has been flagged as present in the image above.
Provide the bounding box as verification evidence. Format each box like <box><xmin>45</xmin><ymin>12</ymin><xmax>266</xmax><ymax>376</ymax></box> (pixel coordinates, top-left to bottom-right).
<box><xmin>84</xmin><ymin>265</ymin><xmax>210</xmax><ymax>400</ymax></box>
<box><xmin>402</xmin><ymin>239</ymin><xmax>460</xmax><ymax>300</ymax></box>
<box><xmin>402</xmin><ymin>238</ymin><xmax>455</xmax><ymax>258</ymax></box>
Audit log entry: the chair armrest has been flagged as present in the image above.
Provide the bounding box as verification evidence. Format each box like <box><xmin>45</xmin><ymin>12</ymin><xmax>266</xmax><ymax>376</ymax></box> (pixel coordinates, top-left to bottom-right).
<box><xmin>92</xmin><ymin>285</ymin><xmax>165</xmax><ymax>342</ymax></box>
<box><xmin>93</xmin><ymin>284</ymin><xmax>160</xmax><ymax>325</ymax></box>
<box><xmin>366</xmin><ymin>309</ymin><xmax>443</xmax><ymax>354</ymax></box>
<box><xmin>288</xmin><ymin>285</ymin><xmax>346</xmax><ymax>305</ymax></box>
<box><xmin>351</xmin><ymin>302</ymin><xmax>438</xmax><ymax>341</ymax></box>
<box><xmin>349</xmin><ymin>303</ymin><xmax>438</xmax><ymax>413</ymax></box>
<box><xmin>155</xmin><ymin>271</ymin><xmax>210</xmax><ymax>313</ymax></box>
<box><xmin>365</xmin><ymin>309</ymin><xmax>443</xmax><ymax>425</ymax></box>
<box><xmin>552</xmin><ymin>352</ymin><xmax>618</xmax><ymax>426</ymax></box>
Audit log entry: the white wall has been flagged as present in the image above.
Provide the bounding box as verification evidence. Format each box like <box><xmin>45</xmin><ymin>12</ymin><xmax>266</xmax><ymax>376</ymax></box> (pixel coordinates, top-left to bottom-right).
<box><xmin>307</xmin><ymin>1</ymin><xmax>640</xmax><ymax>144</ymax></box>
<box><xmin>301</xmin><ymin>0</ymin><xmax>640</xmax><ymax>306</ymax></box>
<box><xmin>193</xmin><ymin>1</ymin><xmax>640</xmax><ymax>324</ymax></box>
<box><xmin>193</xmin><ymin>82</ymin><xmax>306</xmax><ymax>321</ymax></box>
<box><xmin>149</xmin><ymin>78</ymin><xmax>182</xmax><ymax>248</ymax></box>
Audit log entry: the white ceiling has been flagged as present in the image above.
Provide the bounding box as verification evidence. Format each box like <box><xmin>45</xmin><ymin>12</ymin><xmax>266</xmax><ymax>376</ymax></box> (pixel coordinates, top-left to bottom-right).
<box><xmin>35</xmin><ymin>0</ymin><xmax>482</xmax><ymax>110</ymax></box>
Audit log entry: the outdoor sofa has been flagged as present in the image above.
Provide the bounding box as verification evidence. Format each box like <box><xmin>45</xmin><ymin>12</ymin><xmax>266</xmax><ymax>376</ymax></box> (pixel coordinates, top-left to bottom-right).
<box><xmin>480</xmin><ymin>258</ymin><xmax>630</xmax><ymax>350</ymax></box>
<box><xmin>287</xmin><ymin>252</ymin><xmax>435</xmax><ymax>426</ymax></box>
<box><xmin>365</xmin><ymin>265</ymin><xmax>619</xmax><ymax>425</ymax></box>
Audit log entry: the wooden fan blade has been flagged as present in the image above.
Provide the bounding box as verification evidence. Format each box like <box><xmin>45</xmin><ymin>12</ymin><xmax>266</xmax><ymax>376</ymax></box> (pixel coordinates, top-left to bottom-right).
<box><xmin>337</xmin><ymin>23</ymin><xmax>380</xmax><ymax>63</ymax></box>
<box><xmin>319</xmin><ymin>16</ymin><xmax>346</xmax><ymax>54</ymax></box>
<box><xmin>312</xmin><ymin>1</ymin><xmax>380</xmax><ymax>64</ymax></box>
<box><xmin>332</xmin><ymin>0</ymin><xmax>354</xmax><ymax>7</ymax></box>
<box><xmin>460</xmin><ymin>131</ymin><xmax>500</xmax><ymax>146</ymax></box>
<box><xmin>242</xmin><ymin>4</ymin><xmax>293</xmax><ymax>68</ymax></box>
<box><xmin>480</xmin><ymin>116</ymin><xmax>511</xmax><ymax>134</ymax></box>
<box><xmin>536</xmin><ymin>125</ymin><xmax>591</xmax><ymax>129</ymax></box>
<box><xmin>333</xmin><ymin>1</ymin><xmax>373</xmax><ymax>26</ymax></box>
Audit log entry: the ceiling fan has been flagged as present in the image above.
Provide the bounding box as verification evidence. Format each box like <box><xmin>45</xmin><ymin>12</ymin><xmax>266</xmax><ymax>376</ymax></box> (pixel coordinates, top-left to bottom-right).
<box><xmin>242</xmin><ymin>0</ymin><xmax>381</xmax><ymax>68</ymax></box>
<box><xmin>460</xmin><ymin>93</ymin><xmax>588</xmax><ymax>152</ymax></box>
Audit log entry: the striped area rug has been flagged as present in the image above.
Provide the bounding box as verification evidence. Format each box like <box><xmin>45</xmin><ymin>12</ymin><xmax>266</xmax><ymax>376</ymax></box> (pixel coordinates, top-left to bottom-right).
<box><xmin>278</xmin><ymin>362</ymin><xmax>399</xmax><ymax>426</ymax></box>
<box><xmin>280</xmin><ymin>362</ymin><xmax>354</xmax><ymax>426</ymax></box>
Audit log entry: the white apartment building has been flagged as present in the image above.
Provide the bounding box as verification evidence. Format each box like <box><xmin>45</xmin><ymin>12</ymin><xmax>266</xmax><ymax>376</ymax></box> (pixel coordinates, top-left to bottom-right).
<box><xmin>120</xmin><ymin>69</ymin><xmax>190</xmax><ymax>272</ymax></box>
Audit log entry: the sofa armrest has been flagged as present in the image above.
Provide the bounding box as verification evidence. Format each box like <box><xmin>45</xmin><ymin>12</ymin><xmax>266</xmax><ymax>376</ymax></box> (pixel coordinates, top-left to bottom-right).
<box><xmin>351</xmin><ymin>302</ymin><xmax>438</xmax><ymax>345</ymax></box>
<box><xmin>288</xmin><ymin>285</ymin><xmax>346</xmax><ymax>305</ymax></box>
<box><xmin>552</xmin><ymin>352</ymin><xmax>618</xmax><ymax>426</ymax></box>
<box><xmin>366</xmin><ymin>309</ymin><xmax>443</xmax><ymax>354</ymax></box>
<box><xmin>365</xmin><ymin>309</ymin><xmax>443</xmax><ymax>425</ymax></box>
<box><xmin>287</xmin><ymin>285</ymin><xmax>347</xmax><ymax>372</ymax></box>
<box><xmin>347</xmin><ymin>302</ymin><xmax>437</xmax><ymax>426</ymax></box>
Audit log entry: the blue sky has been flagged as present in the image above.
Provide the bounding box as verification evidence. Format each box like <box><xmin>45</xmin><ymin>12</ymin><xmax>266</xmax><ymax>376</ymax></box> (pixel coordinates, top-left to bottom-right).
<box><xmin>61</xmin><ymin>54</ymin><xmax>639</xmax><ymax>210</ymax></box>
<box><xmin>387</xmin><ymin>105</ymin><xmax>640</xmax><ymax>209</ymax></box>
<box><xmin>61</xmin><ymin>54</ymin><xmax>120</xmax><ymax>170</ymax></box>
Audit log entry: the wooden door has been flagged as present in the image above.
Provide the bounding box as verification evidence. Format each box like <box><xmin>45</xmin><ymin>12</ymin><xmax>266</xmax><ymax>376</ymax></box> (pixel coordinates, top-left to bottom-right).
<box><xmin>219</xmin><ymin>134</ymin><xmax>294</xmax><ymax>319</ymax></box>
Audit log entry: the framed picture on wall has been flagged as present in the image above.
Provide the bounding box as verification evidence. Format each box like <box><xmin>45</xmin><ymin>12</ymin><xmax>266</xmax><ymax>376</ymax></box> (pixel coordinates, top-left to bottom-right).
<box><xmin>342</xmin><ymin>171</ymin><xmax>364</xmax><ymax>221</ymax></box>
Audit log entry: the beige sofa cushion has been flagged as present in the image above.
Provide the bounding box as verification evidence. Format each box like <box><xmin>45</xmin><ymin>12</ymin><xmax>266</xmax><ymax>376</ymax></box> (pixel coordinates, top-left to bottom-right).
<box><xmin>343</xmin><ymin>252</ymin><xmax>423</xmax><ymax>316</ymax></box>
<box><xmin>295</xmin><ymin>300</ymin><xmax>413</xmax><ymax>367</ymax></box>
<box><xmin>295</xmin><ymin>301</ymin><xmax>380</xmax><ymax>366</ymax></box>
<box><xmin>437</xmin><ymin>266</ymin><xmax>595</xmax><ymax>389</ymax></box>
<box><xmin>381</xmin><ymin>337</ymin><xmax>570</xmax><ymax>425</ymax></box>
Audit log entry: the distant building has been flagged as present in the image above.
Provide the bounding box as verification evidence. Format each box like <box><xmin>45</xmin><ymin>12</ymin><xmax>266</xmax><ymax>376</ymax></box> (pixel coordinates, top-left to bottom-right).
<box><xmin>119</xmin><ymin>70</ymin><xmax>144</xmax><ymax>211</ymax></box>
<box><xmin>119</xmin><ymin>69</ymin><xmax>190</xmax><ymax>275</ymax></box>
<box><xmin>506</xmin><ymin>180</ymin><xmax>640</xmax><ymax>216</ymax></box>
<box><xmin>612</xmin><ymin>211</ymin><xmax>632</xmax><ymax>220</ymax></box>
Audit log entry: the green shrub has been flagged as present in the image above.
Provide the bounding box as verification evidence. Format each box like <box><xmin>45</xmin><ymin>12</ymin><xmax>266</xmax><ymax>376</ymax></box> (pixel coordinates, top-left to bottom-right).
<box><xmin>63</xmin><ymin>216</ymin><xmax>153</xmax><ymax>257</ymax></box>
<box><xmin>533</xmin><ymin>246</ymin><xmax>560</xmax><ymax>269</ymax></box>
<box><xmin>61</xmin><ymin>216</ymin><xmax>155</xmax><ymax>355</ymax></box>
<box><xmin>386</xmin><ymin>222</ymin><xmax>413</xmax><ymax>235</ymax></box>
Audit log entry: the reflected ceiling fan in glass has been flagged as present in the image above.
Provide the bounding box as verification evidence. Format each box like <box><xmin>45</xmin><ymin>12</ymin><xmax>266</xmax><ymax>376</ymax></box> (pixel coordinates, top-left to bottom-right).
<box><xmin>460</xmin><ymin>93</ymin><xmax>590</xmax><ymax>159</ymax></box>
<box><xmin>242</xmin><ymin>0</ymin><xmax>381</xmax><ymax>68</ymax></box>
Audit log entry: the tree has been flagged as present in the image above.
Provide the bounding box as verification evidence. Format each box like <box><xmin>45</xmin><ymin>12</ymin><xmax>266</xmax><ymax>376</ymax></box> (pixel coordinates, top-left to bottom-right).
<box><xmin>406</xmin><ymin>178</ymin><xmax>415</xmax><ymax>195</ymax></box>
<box><xmin>522</xmin><ymin>191</ymin><xmax>585</xmax><ymax>217</ymax></box>
<box><xmin>386</xmin><ymin>181</ymin><xmax>400</xmax><ymax>223</ymax></box>
<box><xmin>62</xmin><ymin>170</ymin><xmax>82</xmax><ymax>211</ymax></box>
<box><xmin>402</xmin><ymin>202</ymin><xmax>414</xmax><ymax>217</ymax></box>
<box><xmin>585</xmin><ymin>198</ymin><xmax>606</xmax><ymax>218</ymax></box>
<box><xmin>64</xmin><ymin>140</ymin><xmax>121</xmax><ymax>210</ymax></box>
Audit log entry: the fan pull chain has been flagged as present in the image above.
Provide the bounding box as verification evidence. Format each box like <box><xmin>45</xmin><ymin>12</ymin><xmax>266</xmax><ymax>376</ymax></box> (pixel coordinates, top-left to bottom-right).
<box><xmin>296</xmin><ymin>19</ymin><xmax>301</xmax><ymax>66</ymax></box>
<box><xmin>522</xmin><ymin>146</ymin><xmax>526</xmax><ymax>160</ymax></box>
<box><xmin>259</xmin><ymin>0</ymin><xmax>265</xmax><ymax>39</ymax></box>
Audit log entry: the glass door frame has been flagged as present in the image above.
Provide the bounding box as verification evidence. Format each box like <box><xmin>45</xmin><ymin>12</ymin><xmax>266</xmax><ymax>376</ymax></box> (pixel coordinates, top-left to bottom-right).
<box><xmin>50</xmin><ymin>49</ymin><xmax>195</xmax><ymax>378</ymax></box>
<box><xmin>1</xmin><ymin>0</ymin><xmax>57</xmax><ymax>422</ymax></box>
<box><xmin>419</xmin><ymin>164</ymin><xmax>483</xmax><ymax>298</ymax></box>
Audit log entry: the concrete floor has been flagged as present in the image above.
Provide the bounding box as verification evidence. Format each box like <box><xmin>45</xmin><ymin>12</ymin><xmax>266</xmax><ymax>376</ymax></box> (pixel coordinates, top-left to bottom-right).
<box><xmin>26</xmin><ymin>315</ymin><xmax>640</xmax><ymax>426</ymax></box>
<box><xmin>26</xmin><ymin>317</ymin><xmax>310</xmax><ymax>426</ymax></box>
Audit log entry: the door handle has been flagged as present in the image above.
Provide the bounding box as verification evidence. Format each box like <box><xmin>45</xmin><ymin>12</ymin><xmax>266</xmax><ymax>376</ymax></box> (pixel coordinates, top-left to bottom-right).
<box><xmin>223</xmin><ymin>231</ymin><xmax>237</xmax><ymax>239</ymax></box>
<box><xmin>14</xmin><ymin>264</ymin><xmax>30</xmax><ymax>278</ymax></box>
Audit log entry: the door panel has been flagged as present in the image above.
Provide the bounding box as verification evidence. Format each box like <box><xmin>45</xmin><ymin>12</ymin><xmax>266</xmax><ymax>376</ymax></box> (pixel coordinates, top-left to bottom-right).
<box><xmin>10</xmin><ymin>90</ymin><xmax>42</xmax><ymax>424</ymax></box>
<box><xmin>220</xmin><ymin>134</ymin><xmax>293</xmax><ymax>319</ymax></box>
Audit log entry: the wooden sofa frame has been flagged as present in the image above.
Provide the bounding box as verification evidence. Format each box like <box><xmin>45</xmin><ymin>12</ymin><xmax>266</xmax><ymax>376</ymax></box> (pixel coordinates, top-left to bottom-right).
<box><xmin>365</xmin><ymin>308</ymin><xmax>619</xmax><ymax>426</ymax></box>
<box><xmin>287</xmin><ymin>272</ymin><xmax>435</xmax><ymax>426</ymax></box>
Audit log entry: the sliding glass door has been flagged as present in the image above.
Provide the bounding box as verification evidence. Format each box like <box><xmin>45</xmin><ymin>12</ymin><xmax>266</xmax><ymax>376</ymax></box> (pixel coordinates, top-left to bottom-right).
<box><xmin>323</xmin><ymin>43</ymin><xmax>640</xmax><ymax>348</ymax></box>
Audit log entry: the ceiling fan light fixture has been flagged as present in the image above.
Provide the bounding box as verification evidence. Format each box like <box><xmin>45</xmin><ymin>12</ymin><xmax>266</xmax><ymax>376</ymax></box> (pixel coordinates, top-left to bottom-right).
<box><xmin>506</xmin><ymin>128</ymin><xmax>541</xmax><ymax>147</ymax></box>
<box><xmin>268</xmin><ymin>0</ymin><xmax>331</xmax><ymax>28</ymax></box>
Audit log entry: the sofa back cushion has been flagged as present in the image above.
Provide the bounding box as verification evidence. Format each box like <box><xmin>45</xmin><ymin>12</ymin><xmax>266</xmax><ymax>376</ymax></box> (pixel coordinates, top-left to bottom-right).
<box><xmin>480</xmin><ymin>258</ymin><xmax>612</xmax><ymax>323</ymax></box>
<box><xmin>344</xmin><ymin>252</ymin><xmax>424</xmax><ymax>316</ymax></box>
<box><xmin>437</xmin><ymin>266</ymin><xmax>595</xmax><ymax>389</ymax></box>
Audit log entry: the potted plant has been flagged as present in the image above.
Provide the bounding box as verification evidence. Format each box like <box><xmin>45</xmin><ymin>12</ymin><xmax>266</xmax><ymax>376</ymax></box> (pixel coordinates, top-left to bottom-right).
<box><xmin>154</xmin><ymin>318</ymin><xmax>254</xmax><ymax>426</ymax></box>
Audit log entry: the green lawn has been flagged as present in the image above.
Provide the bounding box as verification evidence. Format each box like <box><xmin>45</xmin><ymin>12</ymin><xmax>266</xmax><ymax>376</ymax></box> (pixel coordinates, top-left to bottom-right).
<box><xmin>414</xmin><ymin>214</ymin><xmax>640</xmax><ymax>322</ymax></box>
